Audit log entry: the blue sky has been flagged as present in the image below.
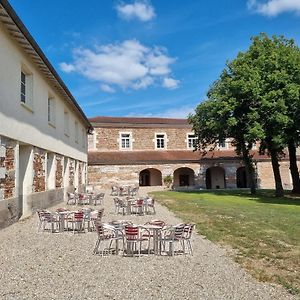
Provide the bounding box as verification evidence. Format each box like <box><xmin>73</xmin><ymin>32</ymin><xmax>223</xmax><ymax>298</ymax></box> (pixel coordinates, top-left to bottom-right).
<box><xmin>9</xmin><ymin>0</ymin><xmax>300</xmax><ymax>118</ymax></box>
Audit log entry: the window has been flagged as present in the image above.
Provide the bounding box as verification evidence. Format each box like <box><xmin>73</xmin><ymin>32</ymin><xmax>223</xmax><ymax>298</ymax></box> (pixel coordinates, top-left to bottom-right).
<box><xmin>48</xmin><ymin>98</ymin><xmax>56</xmax><ymax>126</ymax></box>
<box><xmin>218</xmin><ymin>138</ymin><xmax>227</xmax><ymax>149</ymax></box>
<box><xmin>187</xmin><ymin>134</ymin><xmax>197</xmax><ymax>149</ymax></box>
<box><xmin>156</xmin><ymin>134</ymin><xmax>165</xmax><ymax>149</ymax></box>
<box><xmin>20</xmin><ymin>68</ymin><xmax>33</xmax><ymax>109</ymax></box>
<box><xmin>64</xmin><ymin>111</ymin><xmax>69</xmax><ymax>136</ymax></box>
<box><xmin>120</xmin><ymin>133</ymin><xmax>132</xmax><ymax>150</ymax></box>
<box><xmin>20</xmin><ymin>71</ymin><xmax>26</xmax><ymax>103</ymax></box>
<box><xmin>75</xmin><ymin>121</ymin><xmax>78</xmax><ymax>143</ymax></box>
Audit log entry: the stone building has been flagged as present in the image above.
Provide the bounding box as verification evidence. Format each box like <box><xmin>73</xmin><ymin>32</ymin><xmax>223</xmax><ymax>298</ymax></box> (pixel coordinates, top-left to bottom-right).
<box><xmin>0</xmin><ymin>1</ymin><xmax>92</xmax><ymax>227</ymax></box>
<box><xmin>88</xmin><ymin>116</ymin><xmax>293</xmax><ymax>190</ymax></box>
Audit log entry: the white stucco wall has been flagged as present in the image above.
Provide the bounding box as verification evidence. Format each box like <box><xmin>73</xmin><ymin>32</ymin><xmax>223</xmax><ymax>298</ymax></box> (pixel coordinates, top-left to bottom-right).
<box><xmin>0</xmin><ymin>23</ymin><xmax>88</xmax><ymax>162</ymax></box>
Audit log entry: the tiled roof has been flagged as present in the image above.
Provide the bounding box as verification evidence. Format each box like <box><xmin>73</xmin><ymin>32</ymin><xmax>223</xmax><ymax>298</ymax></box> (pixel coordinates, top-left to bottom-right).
<box><xmin>88</xmin><ymin>150</ymin><xmax>270</xmax><ymax>165</ymax></box>
<box><xmin>89</xmin><ymin>116</ymin><xmax>190</xmax><ymax>126</ymax></box>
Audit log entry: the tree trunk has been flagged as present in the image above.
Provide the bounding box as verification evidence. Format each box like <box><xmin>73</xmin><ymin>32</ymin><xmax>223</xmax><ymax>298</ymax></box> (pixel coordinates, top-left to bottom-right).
<box><xmin>241</xmin><ymin>147</ymin><xmax>256</xmax><ymax>195</ymax></box>
<box><xmin>269</xmin><ymin>149</ymin><xmax>284</xmax><ymax>197</ymax></box>
<box><xmin>287</xmin><ymin>140</ymin><xmax>300</xmax><ymax>194</ymax></box>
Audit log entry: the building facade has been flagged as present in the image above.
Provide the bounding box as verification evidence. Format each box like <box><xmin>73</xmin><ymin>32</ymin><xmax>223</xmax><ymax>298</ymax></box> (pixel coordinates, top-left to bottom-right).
<box><xmin>88</xmin><ymin>116</ymin><xmax>293</xmax><ymax>190</ymax></box>
<box><xmin>0</xmin><ymin>1</ymin><xmax>92</xmax><ymax>227</ymax></box>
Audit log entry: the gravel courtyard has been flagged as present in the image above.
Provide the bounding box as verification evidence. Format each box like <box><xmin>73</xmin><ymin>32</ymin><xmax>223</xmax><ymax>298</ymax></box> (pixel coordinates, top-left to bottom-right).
<box><xmin>0</xmin><ymin>189</ymin><xmax>296</xmax><ymax>300</ymax></box>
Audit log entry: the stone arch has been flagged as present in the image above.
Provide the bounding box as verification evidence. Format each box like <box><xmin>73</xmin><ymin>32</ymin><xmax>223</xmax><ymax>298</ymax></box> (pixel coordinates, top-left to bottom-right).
<box><xmin>236</xmin><ymin>166</ymin><xmax>249</xmax><ymax>188</ymax></box>
<box><xmin>139</xmin><ymin>168</ymin><xmax>162</xmax><ymax>186</ymax></box>
<box><xmin>206</xmin><ymin>166</ymin><xmax>226</xmax><ymax>189</ymax></box>
<box><xmin>173</xmin><ymin>167</ymin><xmax>195</xmax><ymax>187</ymax></box>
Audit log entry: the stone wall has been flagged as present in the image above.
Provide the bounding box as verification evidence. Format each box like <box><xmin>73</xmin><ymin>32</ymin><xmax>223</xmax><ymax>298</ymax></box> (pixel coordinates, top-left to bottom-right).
<box><xmin>257</xmin><ymin>160</ymin><xmax>292</xmax><ymax>189</ymax></box>
<box><xmin>33</xmin><ymin>148</ymin><xmax>46</xmax><ymax>193</ymax></box>
<box><xmin>88</xmin><ymin>163</ymin><xmax>201</xmax><ymax>188</ymax></box>
<box><xmin>78</xmin><ymin>162</ymin><xmax>82</xmax><ymax>186</ymax></box>
<box><xmin>0</xmin><ymin>137</ymin><xmax>16</xmax><ymax>200</ymax></box>
<box><xmin>93</xmin><ymin>127</ymin><xmax>236</xmax><ymax>152</ymax></box>
<box><xmin>69</xmin><ymin>159</ymin><xmax>75</xmax><ymax>186</ymax></box>
<box><xmin>55</xmin><ymin>155</ymin><xmax>63</xmax><ymax>188</ymax></box>
<box><xmin>88</xmin><ymin>159</ymin><xmax>294</xmax><ymax>190</ymax></box>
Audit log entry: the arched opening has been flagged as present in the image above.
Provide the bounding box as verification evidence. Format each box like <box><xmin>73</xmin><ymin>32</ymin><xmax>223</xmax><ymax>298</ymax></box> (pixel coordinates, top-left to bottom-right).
<box><xmin>236</xmin><ymin>166</ymin><xmax>249</xmax><ymax>188</ymax></box>
<box><xmin>205</xmin><ymin>166</ymin><xmax>226</xmax><ymax>189</ymax></box>
<box><xmin>173</xmin><ymin>167</ymin><xmax>195</xmax><ymax>187</ymax></box>
<box><xmin>139</xmin><ymin>168</ymin><xmax>162</xmax><ymax>186</ymax></box>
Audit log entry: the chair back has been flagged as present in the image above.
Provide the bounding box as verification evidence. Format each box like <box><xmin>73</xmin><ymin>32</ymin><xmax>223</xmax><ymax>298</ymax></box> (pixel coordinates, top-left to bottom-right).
<box><xmin>73</xmin><ymin>211</ymin><xmax>84</xmax><ymax>221</ymax></box>
<box><xmin>94</xmin><ymin>221</ymin><xmax>105</xmax><ymax>237</ymax></box>
<box><xmin>174</xmin><ymin>224</ymin><xmax>185</xmax><ymax>239</ymax></box>
<box><xmin>136</xmin><ymin>199</ymin><xmax>144</xmax><ymax>206</ymax></box>
<box><xmin>184</xmin><ymin>223</ymin><xmax>195</xmax><ymax>239</ymax></box>
<box><xmin>124</xmin><ymin>225</ymin><xmax>139</xmax><ymax>240</ymax></box>
<box><xmin>97</xmin><ymin>208</ymin><xmax>104</xmax><ymax>220</ymax></box>
<box><xmin>67</xmin><ymin>192</ymin><xmax>74</xmax><ymax>199</ymax></box>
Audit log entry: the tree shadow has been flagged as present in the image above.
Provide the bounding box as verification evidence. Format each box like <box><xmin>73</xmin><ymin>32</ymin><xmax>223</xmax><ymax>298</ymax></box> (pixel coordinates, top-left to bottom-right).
<box><xmin>172</xmin><ymin>189</ymin><xmax>300</xmax><ymax>206</ymax></box>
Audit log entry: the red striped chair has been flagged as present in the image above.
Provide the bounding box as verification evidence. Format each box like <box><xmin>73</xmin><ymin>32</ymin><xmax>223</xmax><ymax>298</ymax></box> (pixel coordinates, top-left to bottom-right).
<box><xmin>94</xmin><ymin>222</ymin><xmax>124</xmax><ymax>256</ymax></box>
<box><xmin>124</xmin><ymin>225</ymin><xmax>150</xmax><ymax>256</ymax></box>
<box><xmin>67</xmin><ymin>211</ymin><xmax>85</xmax><ymax>233</ymax></box>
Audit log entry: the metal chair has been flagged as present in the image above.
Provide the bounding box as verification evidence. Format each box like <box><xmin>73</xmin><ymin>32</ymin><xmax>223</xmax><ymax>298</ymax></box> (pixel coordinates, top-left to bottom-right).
<box><xmin>94</xmin><ymin>222</ymin><xmax>124</xmax><ymax>256</ymax></box>
<box><xmin>158</xmin><ymin>224</ymin><xmax>185</xmax><ymax>256</ymax></box>
<box><xmin>182</xmin><ymin>223</ymin><xmax>195</xmax><ymax>255</ymax></box>
<box><xmin>124</xmin><ymin>225</ymin><xmax>150</xmax><ymax>256</ymax></box>
<box><xmin>37</xmin><ymin>210</ymin><xmax>60</xmax><ymax>233</ymax></box>
<box><xmin>67</xmin><ymin>211</ymin><xmax>85</xmax><ymax>234</ymax></box>
<box><xmin>66</xmin><ymin>192</ymin><xmax>76</xmax><ymax>205</ymax></box>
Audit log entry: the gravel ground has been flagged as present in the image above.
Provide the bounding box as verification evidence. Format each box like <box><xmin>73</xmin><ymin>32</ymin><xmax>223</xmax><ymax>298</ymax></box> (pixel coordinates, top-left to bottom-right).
<box><xmin>0</xmin><ymin>188</ymin><xmax>296</xmax><ymax>300</ymax></box>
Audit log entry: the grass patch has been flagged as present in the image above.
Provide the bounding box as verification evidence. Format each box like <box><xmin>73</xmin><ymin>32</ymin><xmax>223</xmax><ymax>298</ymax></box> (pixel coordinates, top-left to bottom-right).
<box><xmin>150</xmin><ymin>189</ymin><xmax>300</xmax><ymax>294</ymax></box>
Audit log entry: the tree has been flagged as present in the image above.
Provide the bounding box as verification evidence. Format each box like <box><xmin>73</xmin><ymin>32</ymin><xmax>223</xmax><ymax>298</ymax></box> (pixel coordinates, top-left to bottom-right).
<box><xmin>190</xmin><ymin>33</ymin><xmax>300</xmax><ymax>197</ymax></box>
<box><xmin>246</xmin><ymin>34</ymin><xmax>300</xmax><ymax>196</ymax></box>
<box><xmin>190</xmin><ymin>58</ymin><xmax>264</xmax><ymax>195</ymax></box>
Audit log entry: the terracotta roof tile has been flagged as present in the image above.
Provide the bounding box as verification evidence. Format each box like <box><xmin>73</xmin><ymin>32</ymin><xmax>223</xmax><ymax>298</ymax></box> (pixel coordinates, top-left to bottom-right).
<box><xmin>89</xmin><ymin>116</ymin><xmax>189</xmax><ymax>125</ymax></box>
<box><xmin>88</xmin><ymin>150</ymin><xmax>270</xmax><ymax>165</ymax></box>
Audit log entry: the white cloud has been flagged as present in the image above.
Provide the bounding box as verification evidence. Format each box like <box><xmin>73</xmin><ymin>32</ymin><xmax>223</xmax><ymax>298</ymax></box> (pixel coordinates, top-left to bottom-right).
<box><xmin>116</xmin><ymin>1</ymin><xmax>155</xmax><ymax>22</ymax></box>
<box><xmin>100</xmin><ymin>84</ymin><xmax>116</xmax><ymax>93</ymax></box>
<box><xmin>127</xmin><ymin>105</ymin><xmax>195</xmax><ymax>119</ymax></box>
<box><xmin>60</xmin><ymin>39</ymin><xmax>179</xmax><ymax>91</ymax></box>
<box><xmin>59</xmin><ymin>62</ymin><xmax>75</xmax><ymax>73</ymax></box>
<box><xmin>248</xmin><ymin>0</ymin><xmax>300</xmax><ymax>16</ymax></box>
<box><xmin>162</xmin><ymin>77</ymin><xmax>180</xmax><ymax>89</ymax></box>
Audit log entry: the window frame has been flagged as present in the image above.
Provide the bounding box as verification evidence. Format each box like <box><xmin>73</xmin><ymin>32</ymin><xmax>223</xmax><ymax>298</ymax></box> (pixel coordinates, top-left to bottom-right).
<box><xmin>155</xmin><ymin>133</ymin><xmax>166</xmax><ymax>150</ymax></box>
<box><xmin>119</xmin><ymin>132</ymin><xmax>132</xmax><ymax>150</ymax></box>
<box><xmin>64</xmin><ymin>110</ymin><xmax>70</xmax><ymax>137</ymax></box>
<box><xmin>187</xmin><ymin>133</ymin><xmax>198</xmax><ymax>149</ymax></box>
<box><xmin>47</xmin><ymin>97</ymin><xmax>56</xmax><ymax>127</ymax></box>
<box><xmin>218</xmin><ymin>138</ymin><xmax>228</xmax><ymax>150</ymax></box>
<box><xmin>20</xmin><ymin>66</ymin><xmax>34</xmax><ymax>111</ymax></box>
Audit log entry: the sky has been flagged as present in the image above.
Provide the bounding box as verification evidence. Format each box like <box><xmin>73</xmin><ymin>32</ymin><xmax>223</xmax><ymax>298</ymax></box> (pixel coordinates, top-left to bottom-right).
<box><xmin>9</xmin><ymin>0</ymin><xmax>300</xmax><ymax>118</ymax></box>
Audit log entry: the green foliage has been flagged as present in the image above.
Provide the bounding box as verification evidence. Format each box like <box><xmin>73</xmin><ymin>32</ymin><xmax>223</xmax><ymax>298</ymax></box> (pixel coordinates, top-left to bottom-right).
<box><xmin>189</xmin><ymin>33</ymin><xmax>300</xmax><ymax>197</ymax></box>
<box><xmin>163</xmin><ymin>175</ymin><xmax>173</xmax><ymax>187</ymax></box>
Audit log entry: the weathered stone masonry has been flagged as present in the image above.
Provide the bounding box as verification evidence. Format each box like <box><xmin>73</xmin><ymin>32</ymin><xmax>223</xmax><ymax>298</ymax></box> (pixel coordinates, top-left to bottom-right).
<box><xmin>33</xmin><ymin>148</ymin><xmax>46</xmax><ymax>193</ymax></box>
<box><xmin>55</xmin><ymin>155</ymin><xmax>63</xmax><ymax>188</ymax></box>
<box><xmin>0</xmin><ymin>137</ymin><xmax>16</xmax><ymax>200</ymax></box>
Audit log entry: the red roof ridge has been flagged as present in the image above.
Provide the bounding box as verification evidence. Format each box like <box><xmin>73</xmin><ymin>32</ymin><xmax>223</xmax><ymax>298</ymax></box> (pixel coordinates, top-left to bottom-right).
<box><xmin>89</xmin><ymin>116</ymin><xmax>189</xmax><ymax>125</ymax></box>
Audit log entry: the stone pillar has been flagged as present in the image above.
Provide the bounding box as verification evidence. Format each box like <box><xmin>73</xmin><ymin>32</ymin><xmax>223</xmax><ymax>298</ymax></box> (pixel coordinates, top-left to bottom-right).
<box><xmin>33</xmin><ymin>147</ymin><xmax>46</xmax><ymax>193</ymax></box>
<box><xmin>224</xmin><ymin>165</ymin><xmax>237</xmax><ymax>189</ymax></box>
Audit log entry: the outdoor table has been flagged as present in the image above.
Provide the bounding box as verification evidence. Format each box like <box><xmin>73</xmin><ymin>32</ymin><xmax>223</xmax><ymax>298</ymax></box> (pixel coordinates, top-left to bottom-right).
<box><xmin>104</xmin><ymin>222</ymin><xmax>124</xmax><ymax>254</ymax></box>
<box><xmin>140</xmin><ymin>224</ymin><xmax>163</xmax><ymax>254</ymax></box>
<box><xmin>56</xmin><ymin>211</ymin><xmax>71</xmax><ymax>232</ymax></box>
